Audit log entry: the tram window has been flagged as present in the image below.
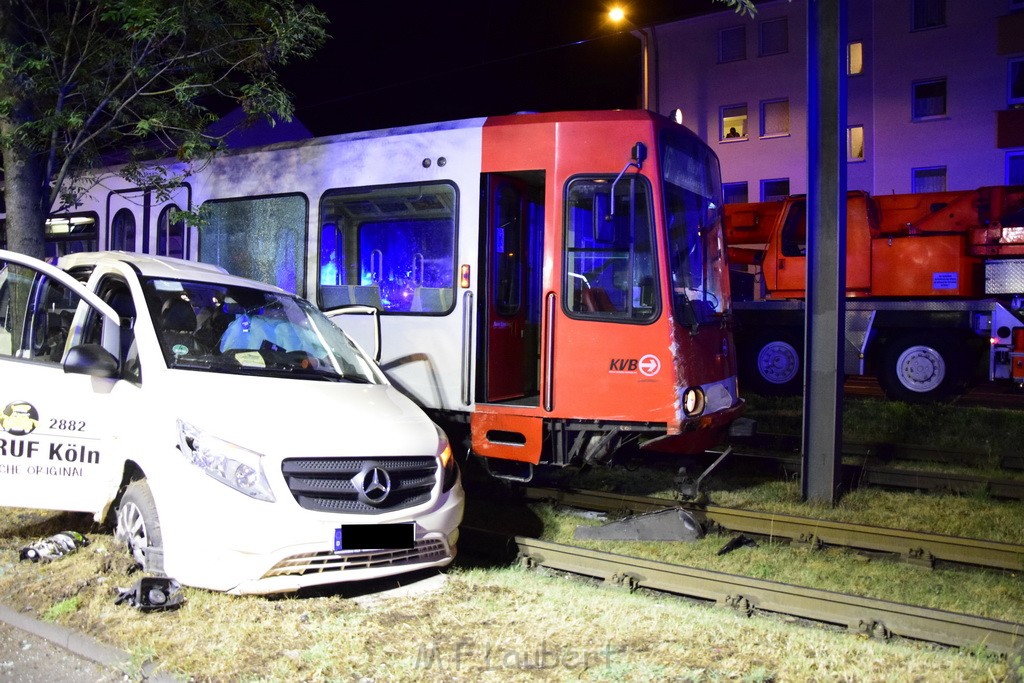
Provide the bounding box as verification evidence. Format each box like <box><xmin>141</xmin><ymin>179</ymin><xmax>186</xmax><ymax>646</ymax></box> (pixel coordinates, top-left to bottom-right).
<box><xmin>110</xmin><ymin>208</ymin><xmax>136</xmax><ymax>251</ymax></box>
<box><xmin>201</xmin><ymin>194</ymin><xmax>306</xmax><ymax>295</ymax></box>
<box><xmin>564</xmin><ymin>177</ymin><xmax>657</xmax><ymax>322</ymax></box>
<box><xmin>44</xmin><ymin>214</ymin><xmax>98</xmax><ymax>259</ymax></box>
<box><xmin>157</xmin><ymin>205</ymin><xmax>188</xmax><ymax>259</ymax></box>
<box><xmin>319</xmin><ymin>183</ymin><xmax>457</xmax><ymax>314</ymax></box>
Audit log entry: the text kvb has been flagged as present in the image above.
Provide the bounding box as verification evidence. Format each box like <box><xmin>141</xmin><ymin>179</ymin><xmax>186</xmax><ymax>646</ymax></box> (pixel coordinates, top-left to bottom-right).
<box><xmin>609</xmin><ymin>358</ymin><xmax>640</xmax><ymax>372</ymax></box>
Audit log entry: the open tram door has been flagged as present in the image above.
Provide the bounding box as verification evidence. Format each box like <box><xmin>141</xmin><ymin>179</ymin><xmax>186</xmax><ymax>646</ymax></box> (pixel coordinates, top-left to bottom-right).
<box><xmin>470</xmin><ymin>173</ymin><xmax>545</xmax><ymax>472</ymax></box>
<box><xmin>480</xmin><ymin>174</ymin><xmax>543</xmax><ymax>403</ymax></box>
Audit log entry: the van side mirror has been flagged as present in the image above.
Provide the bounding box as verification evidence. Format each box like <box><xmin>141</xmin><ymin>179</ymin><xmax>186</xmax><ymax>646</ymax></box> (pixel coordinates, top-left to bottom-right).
<box><xmin>64</xmin><ymin>343</ymin><xmax>119</xmax><ymax>379</ymax></box>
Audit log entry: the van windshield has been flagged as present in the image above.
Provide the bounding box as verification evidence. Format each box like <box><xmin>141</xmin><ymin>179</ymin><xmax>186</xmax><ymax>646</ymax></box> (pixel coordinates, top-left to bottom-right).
<box><xmin>142</xmin><ymin>277</ymin><xmax>381</xmax><ymax>384</ymax></box>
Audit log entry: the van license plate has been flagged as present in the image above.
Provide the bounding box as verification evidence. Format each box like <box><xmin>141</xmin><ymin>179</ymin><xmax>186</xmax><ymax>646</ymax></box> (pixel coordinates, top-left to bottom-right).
<box><xmin>334</xmin><ymin>523</ymin><xmax>415</xmax><ymax>552</ymax></box>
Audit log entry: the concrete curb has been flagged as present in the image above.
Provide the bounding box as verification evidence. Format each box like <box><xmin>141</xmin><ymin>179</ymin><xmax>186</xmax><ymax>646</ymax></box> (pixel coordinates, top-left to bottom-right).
<box><xmin>0</xmin><ymin>604</ymin><xmax>177</xmax><ymax>681</ymax></box>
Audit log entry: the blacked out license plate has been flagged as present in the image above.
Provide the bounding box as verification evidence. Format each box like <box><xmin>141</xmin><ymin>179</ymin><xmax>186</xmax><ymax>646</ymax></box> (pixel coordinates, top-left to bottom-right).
<box><xmin>334</xmin><ymin>523</ymin><xmax>415</xmax><ymax>551</ymax></box>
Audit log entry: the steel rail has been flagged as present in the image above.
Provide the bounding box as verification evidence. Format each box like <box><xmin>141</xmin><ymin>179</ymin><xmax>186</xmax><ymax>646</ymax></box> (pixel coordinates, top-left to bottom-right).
<box><xmin>703</xmin><ymin>448</ymin><xmax>1024</xmax><ymax>501</ymax></box>
<box><xmin>522</xmin><ymin>487</ymin><xmax>1024</xmax><ymax>571</ymax></box>
<box><xmin>514</xmin><ymin>536</ymin><xmax>1024</xmax><ymax>655</ymax></box>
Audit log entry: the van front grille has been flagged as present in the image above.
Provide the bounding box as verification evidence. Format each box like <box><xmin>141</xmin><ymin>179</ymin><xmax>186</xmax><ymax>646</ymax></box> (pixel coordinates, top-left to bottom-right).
<box><xmin>281</xmin><ymin>457</ymin><xmax>436</xmax><ymax>513</ymax></box>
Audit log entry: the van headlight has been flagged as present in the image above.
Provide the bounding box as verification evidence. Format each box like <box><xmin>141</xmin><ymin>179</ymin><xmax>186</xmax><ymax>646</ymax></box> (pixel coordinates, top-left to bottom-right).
<box><xmin>177</xmin><ymin>420</ymin><xmax>275</xmax><ymax>502</ymax></box>
<box><xmin>436</xmin><ymin>425</ymin><xmax>459</xmax><ymax>493</ymax></box>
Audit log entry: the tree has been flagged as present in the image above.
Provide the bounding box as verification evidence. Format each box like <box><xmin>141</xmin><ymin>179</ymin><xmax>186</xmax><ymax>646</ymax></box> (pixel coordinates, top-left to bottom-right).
<box><xmin>0</xmin><ymin>0</ymin><xmax>327</xmax><ymax>258</ymax></box>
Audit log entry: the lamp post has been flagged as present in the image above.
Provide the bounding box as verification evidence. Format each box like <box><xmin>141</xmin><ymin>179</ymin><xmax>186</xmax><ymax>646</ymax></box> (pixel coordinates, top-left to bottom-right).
<box><xmin>608</xmin><ymin>7</ymin><xmax>657</xmax><ymax>112</ymax></box>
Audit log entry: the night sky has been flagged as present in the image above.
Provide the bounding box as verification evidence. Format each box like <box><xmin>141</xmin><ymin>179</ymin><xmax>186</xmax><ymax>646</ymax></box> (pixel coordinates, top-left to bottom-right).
<box><xmin>281</xmin><ymin>1</ymin><xmax>729</xmax><ymax>136</ymax></box>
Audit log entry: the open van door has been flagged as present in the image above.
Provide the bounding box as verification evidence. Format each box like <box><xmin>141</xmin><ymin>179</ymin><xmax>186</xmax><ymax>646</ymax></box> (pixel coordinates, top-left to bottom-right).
<box><xmin>0</xmin><ymin>250</ymin><xmax>125</xmax><ymax>514</ymax></box>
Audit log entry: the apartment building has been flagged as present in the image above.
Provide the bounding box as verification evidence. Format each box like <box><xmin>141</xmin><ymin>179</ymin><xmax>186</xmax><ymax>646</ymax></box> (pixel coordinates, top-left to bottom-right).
<box><xmin>653</xmin><ymin>0</ymin><xmax>1024</xmax><ymax>201</ymax></box>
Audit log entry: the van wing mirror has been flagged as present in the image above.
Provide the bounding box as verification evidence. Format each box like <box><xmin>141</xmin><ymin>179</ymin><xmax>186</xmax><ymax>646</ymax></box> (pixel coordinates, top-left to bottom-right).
<box><xmin>64</xmin><ymin>343</ymin><xmax>119</xmax><ymax>379</ymax></box>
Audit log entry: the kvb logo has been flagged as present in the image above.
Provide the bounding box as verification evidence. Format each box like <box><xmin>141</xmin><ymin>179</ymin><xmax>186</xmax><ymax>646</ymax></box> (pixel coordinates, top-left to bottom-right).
<box><xmin>609</xmin><ymin>354</ymin><xmax>661</xmax><ymax>377</ymax></box>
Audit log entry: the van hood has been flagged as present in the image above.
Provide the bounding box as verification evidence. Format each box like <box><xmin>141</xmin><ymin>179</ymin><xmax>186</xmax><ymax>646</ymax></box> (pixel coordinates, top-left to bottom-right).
<box><xmin>164</xmin><ymin>372</ymin><xmax>439</xmax><ymax>459</ymax></box>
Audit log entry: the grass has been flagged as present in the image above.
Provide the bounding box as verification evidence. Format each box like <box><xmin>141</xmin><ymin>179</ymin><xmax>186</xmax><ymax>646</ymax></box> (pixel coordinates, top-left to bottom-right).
<box><xmin>0</xmin><ymin>396</ymin><xmax>1022</xmax><ymax>680</ymax></box>
<box><xmin>0</xmin><ymin>512</ymin><xmax>1015</xmax><ymax>682</ymax></box>
<box><xmin>744</xmin><ymin>394</ymin><xmax>1024</xmax><ymax>467</ymax></box>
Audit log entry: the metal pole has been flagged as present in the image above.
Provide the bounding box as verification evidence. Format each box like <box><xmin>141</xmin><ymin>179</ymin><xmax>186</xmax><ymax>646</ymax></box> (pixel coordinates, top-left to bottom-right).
<box><xmin>802</xmin><ymin>0</ymin><xmax>847</xmax><ymax>504</ymax></box>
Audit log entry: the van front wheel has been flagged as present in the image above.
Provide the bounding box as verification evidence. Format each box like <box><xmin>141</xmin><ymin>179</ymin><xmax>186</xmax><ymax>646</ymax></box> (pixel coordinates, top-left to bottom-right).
<box><xmin>115</xmin><ymin>478</ymin><xmax>165</xmax><ymax>574</ymax></box>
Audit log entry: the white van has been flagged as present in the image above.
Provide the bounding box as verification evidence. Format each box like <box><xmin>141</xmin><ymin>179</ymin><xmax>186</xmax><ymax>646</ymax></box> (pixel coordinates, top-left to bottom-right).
<box><xmin>0</xmin><ymin>249</ymin><xmax>464</xmax><ymax>594</ymax></box>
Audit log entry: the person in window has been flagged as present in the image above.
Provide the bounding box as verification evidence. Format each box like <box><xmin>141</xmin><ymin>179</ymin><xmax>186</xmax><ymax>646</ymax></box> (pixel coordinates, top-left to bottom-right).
<box><xmin>725</xmin><ymin>127</ymin><xmax>741</xmax><ymax>139</ymax></box>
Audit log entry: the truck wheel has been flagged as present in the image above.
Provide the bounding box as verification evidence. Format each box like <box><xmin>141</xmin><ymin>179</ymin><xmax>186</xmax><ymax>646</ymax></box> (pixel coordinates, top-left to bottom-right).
<box><xmin>878</xmin><ymin>334</ymin><xmax>964</xmax><ymax>403</ymax></box>
<box><xmin>114</xmin><ymin>478</ymin><xmax>164</xmax><ymax>574</ymax></box>
<box><xmin>741</xmin><ymin>329</ymin><xmax>803</xmax><ymax>395</ymax></box>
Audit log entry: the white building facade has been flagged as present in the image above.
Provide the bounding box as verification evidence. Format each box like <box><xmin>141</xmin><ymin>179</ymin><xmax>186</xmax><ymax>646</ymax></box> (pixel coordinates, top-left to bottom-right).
<box><xmin>653</xmin><ymin>0</ymin><xmax>1024</xmax><ymax>201</ymax></box>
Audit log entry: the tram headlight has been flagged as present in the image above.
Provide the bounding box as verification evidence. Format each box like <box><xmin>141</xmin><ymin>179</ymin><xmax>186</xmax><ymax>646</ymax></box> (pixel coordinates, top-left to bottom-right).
<box><xmin>682</xmin><ymin>387</ymin><xmax>706</xmax><ymax>417</ymax></box>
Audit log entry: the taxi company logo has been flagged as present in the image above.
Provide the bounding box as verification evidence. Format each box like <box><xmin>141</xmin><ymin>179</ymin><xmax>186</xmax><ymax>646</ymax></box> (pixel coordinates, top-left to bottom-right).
<box><xmin>358</xmin><ymin>467</ymin><xmax>392</xmax><ymax>504</ymax></box>
<box><xmin>608</xmin><ymin>354</ymin><xmax>661</xmax><ymax>377</ymax></box>
<box><xmin>0</xmin><ymin>401</ymin><xmax>38</xmax><ymax>436</ymax></box>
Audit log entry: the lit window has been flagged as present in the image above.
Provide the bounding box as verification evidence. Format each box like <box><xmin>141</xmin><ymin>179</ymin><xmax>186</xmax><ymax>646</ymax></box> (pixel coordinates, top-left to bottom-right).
<box><xmin>761</xmin><ymin>178</ymin><xmax>790</xmax><ymax>202</ymax></box>
<box><xmin>761</xmin><ymin>99</ymin><xmax>790</xmax><ymax>137</ymax></box>
<box><xmin>719</xmin><ymin>26</ymin><xmax>746</xmax><ymax>63</ymax></box>
<box><xmin>847</xmin><ymin>126</ymin><xmax>865</xmax><ymax>161</ymax></box>
<box><xmin>848</xmin><ymin>41</ymin><xmax>864</xmax><ymax>76</ymax></box>
<box><xmin>759</xmin><ymin>18</ymin><xmax>788</xmax><ymax>56</ymax></box>
<box><xmin>912</xmin><ymin>166</ymin><xmax>947</xmax><ymax>193</ymax></box>
<box><xmin>721</xmin><ymin>104</ymin><xmax>748</xmax><ymax>141</ymax></box>
<box><xmin>1010</xmin><ymin>58</ymin><xmax>1024</xmax><ymax>106</ymax></box>
<box><xmin>912</xmin><ymin>0</ymin><xmax>945</xmax><ymax>30</ymax></box>
<box><xmin>1008</xmin><ymin>152</ymin><xmax>1024</xmax><ymax>186</ymax></box>
<box><xmin>912</xmin><ymin>78</ymin><xmax>946</xmax><ymax>120</ymax></box>
<box><xmin>723</xmin><ymin>182</ymin><xmax>749</xmax><ymax>204</ymax></box>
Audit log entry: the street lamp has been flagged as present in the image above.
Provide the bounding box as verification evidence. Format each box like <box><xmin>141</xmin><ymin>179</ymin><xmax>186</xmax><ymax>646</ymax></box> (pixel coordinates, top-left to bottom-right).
<box><xmin>607</xmin><ymin>7</ymin><xmax>657</xmax><ymax>112</ymax></box>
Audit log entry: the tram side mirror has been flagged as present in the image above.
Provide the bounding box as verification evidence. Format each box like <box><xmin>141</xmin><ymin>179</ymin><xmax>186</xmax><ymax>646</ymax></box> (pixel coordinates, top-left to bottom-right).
<box><xmin>593</xmin><ymin>192</ymin><xmax>615</xmax><ymax>244</ymax></box>
<box><xmin>631</xmin><ymin>142</ymin><xmax>647</xmax><ymax>169</ymax></box>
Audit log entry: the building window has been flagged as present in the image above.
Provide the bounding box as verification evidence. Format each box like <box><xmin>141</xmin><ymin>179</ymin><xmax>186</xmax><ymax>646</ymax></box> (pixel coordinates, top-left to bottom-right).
<box><xmin>719</xmin><ymin>26</ymin><xmax>746</xmax><ymax>63</ymax></box>
<box><xmin>1010</xmin><ymin>58</ymin><xmax>1024</xmax><ymax>106</ymax></box>
<box><xmin>912</xmin><ymin>78</ymin><xmax>947</xmax><ymax>120</ymax></box>
<box><xmin>760</xmin><ymin>99</ymin><xmax>790</xmax><ymax>137</ymax></box>
<box><xmin>723</xmin><ymin>182</ymin><xmax>749</xmax><ymax>204</ymax></box>
<box><xmin>759</xmin><ymin>18</ymin><xmax>788</xmax><ymax>56</ymax></box>
<box><xmin>1008</xmin><ymin>152</ymin><xmax>1024</xmax><ymax>185</ymax></box>
<box><xmin>848</xmin><ymin>41</ymin><xmax>864</xmax><ymax>76</ymax></box>
<box><xmin>721</xmin><ymin>104</ymin><xmax>748</xmax><ymax>141</ymax></box>
<box><xmin>847</xmin><ymin>126</ymin><xmax>865</xmax><ymax>161</ymax></box>
<box><xmin>912</xmin><ymin>0</ymin><xmax>946</xmax><ymax>30</ymax></box>
<box><xmin>912</xmin><ymin>166</ymin><xmax>947</xmax><ymax>193</ymax></box>
<box><xmin>761</xmin><ymin>178</ymin><xmax>790</xmax><ymax>202</ymax></box>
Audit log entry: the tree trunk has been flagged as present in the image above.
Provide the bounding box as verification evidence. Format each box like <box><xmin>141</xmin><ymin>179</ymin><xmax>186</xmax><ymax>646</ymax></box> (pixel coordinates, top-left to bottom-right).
<box><xmin>0</xmin><ymin>0</ymin><xmax>49</xmax><ymax>259</ymax></box>
<box><xmin>1</xmin><ymin>123</ymin><xmax>48</xmax><ymax>259</ymax></box>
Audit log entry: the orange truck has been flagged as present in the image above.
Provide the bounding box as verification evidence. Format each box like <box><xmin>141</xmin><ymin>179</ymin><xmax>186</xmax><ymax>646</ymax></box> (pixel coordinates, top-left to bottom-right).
<box><xmin>724</xmin><ymin>186</ymin><xmax>1024</xmax><ymax>401</ymax></box>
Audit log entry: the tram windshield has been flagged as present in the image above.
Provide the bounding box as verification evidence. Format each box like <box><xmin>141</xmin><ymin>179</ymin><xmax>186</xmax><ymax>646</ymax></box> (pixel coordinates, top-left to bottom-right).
<box><xmin>662</xmin><ymin>132</ymin><xmax>730</xmax><ymax>327</ymax></box>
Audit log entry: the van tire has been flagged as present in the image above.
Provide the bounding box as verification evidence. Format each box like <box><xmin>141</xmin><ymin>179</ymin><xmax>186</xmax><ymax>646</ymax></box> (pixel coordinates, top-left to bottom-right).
<box><xmin>115</xmin><ymin>478</ymin><xmax>165</xmax><ymax>574</ymax></box>
<box><xmin>877</xmin><ymin>333</ymin><xmax>964</xmax><ymax>403</ymax></box>
<box><xmin>741</xmin><ymin>329</ymin><xmax>803</xmax><ymax>396</ymax></box>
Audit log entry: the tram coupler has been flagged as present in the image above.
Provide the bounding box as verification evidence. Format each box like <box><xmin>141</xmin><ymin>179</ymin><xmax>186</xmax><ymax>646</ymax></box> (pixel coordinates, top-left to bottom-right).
<box><xmin>574</xmin><ymin>508</ymin><xmax>703</xmax><ymax>542</ymax></box>
<box><xmin>675</xmin><ymin>446</ymin><xmax>733</xmax><ymax>502</ymax></box>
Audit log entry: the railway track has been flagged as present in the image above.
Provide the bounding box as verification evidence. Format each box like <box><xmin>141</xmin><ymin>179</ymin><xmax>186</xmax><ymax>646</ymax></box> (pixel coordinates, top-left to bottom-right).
<box><xmin>844</xmin><ymin>375</ymin><xmax>1024</xmax><ymax>409</ymax></box>
<box><xmin>508</xmin><ymin>535</ymin><xmax>1024</xmax><ymax>656</ymax></box>
<box><xmin>520</xmin><ymin>486</ymin><xmax>1024</xmax><ymax>572</ymax></box>
<box><xmin>460</xmin><ymin>483</ymin><xmax>1024</xmax><ymax>656</ymax></box>
<box><xmin>708</xmin><ymin>445</ymin><xmax>1024</xmax><ymax>500</ymax></box>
